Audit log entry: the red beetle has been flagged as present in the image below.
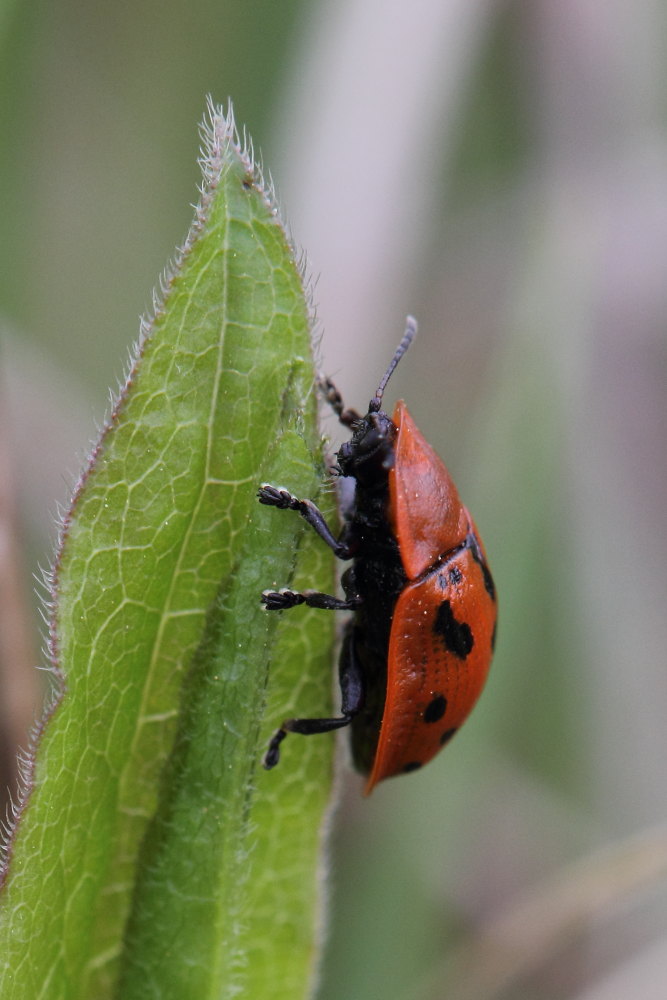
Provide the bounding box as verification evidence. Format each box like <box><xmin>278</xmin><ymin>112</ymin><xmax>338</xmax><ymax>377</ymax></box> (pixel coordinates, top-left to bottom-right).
<box><xmin>259</xmin><ymin>317</ymin><xmax>496</xmax><ymax>793</ymax></box>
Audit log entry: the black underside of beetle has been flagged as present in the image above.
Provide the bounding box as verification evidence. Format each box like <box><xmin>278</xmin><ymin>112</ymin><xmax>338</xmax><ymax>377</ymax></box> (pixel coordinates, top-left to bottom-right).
<box><xmin>341</xmin><ymin>472</ymin><xmax>407</xmax><ymax>775</ymax></box>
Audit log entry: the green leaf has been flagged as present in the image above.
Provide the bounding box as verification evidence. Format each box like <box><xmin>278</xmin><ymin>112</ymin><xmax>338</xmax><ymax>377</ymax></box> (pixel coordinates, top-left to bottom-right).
<box><xmin>0</xmin><ymin>102</ymin><xmax>336</xmax><ymax>1000</ymax></box>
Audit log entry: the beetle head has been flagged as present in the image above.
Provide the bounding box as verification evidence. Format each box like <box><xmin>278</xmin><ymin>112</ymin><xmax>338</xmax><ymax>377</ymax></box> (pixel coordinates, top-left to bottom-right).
<box><xmin>335</xmin><ymin>316</ymin><xmax>417</xmax><ymax>486</ymax></box>
<box><xmin>336</xmin><ymin>410</ymin><xmax>396</xmax><ymax>484</ymax></box>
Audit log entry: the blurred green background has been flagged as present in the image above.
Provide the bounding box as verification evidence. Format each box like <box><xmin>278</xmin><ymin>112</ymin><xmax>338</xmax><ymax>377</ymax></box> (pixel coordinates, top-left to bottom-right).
<box><xmin>1</xmin><ymin>1</ymin><xmax>666</xmax><ymax>998</ymax></box>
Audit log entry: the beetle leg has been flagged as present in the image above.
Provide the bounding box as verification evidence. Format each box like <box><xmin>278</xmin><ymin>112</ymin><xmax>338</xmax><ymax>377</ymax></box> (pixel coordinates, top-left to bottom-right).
<box><xmin>338</xmin><ymin>626</ymin><xmax>364</xmax><ymax>715</ymax></box>
<box><xmin>317</xmin><ymin>375</ymin><xmax>361</xmax><ymax>428</ymax></box>
<box><xmin>257</xmin><ymin>484</ymin><xmax>354</xmax><ymax>559</ymax></box>
<box><xmin>263</xmin><ymin>627</ymin><xmax>363</xmax><ymax>768</ymax></box>
<box><xmin>262</xmin><ymin>589</ymin><xmax>361</xmax><ymax>611</ymax></box>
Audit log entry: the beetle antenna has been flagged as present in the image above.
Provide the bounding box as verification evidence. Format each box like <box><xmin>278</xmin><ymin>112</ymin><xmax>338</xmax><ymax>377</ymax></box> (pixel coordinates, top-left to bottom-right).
<box><xmin>369</xmin><ymin>316</ymin><xmax>418</xmax><ymax>412</ymax></box>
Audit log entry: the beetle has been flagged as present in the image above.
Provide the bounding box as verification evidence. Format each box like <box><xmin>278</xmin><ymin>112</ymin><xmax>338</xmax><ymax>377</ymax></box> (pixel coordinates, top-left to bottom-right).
<box><xmin>258</xmin><ymin>317</ymin><xmax>497</xmax><ymax>793</ymax></box>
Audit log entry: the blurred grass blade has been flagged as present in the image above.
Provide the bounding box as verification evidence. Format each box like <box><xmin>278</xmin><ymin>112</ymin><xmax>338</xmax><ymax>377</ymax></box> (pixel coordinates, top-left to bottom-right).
<box><xmin>0</xmin><ymin>101</ymin><xmax>336</xmax><ymax>1000</ymax></box>
<box><xmin>411</xmin><ymin>822</ymin><xmax>667</xmax><ymax>1000</ymax></box>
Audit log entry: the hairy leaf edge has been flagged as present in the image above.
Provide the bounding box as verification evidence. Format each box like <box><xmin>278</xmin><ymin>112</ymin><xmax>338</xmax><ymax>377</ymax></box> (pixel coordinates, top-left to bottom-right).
<box><xmin>0</xmin><ymin>98</ymin><xmax>322</xmax><ymax>885</ymax></box>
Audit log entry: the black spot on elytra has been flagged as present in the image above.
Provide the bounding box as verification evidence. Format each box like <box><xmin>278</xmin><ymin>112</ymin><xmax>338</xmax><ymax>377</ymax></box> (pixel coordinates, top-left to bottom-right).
<box><xmin>440</xmin><ymin>727</ymin><xmax>457</xmax><ymax>746</ymax></box>
<box><xmin>481</xmin><ymin>562</ymin><xmax>496</xmax><ymax>601</ymax></box>
<box><xmin>433</xmin><ymin>600</ymin><xmax>474</xmax><ymax>659</ymax></box>
<box><xmin>437</xmin><ymin>564</ymin><xmax>463</xmax><ymax>591</ymax></box>
<box><xmin>403</xmin><ymin>761</ymin><xmax>422</xmax><ymax>773</ymax></box>
<box><xmin>467</xmin><ymin>530</ymin><xmax>496</xmax><ymax>601</ymax></box>
<box><xmin>423</xmin><ymin>694</ymin><xmax>447</xmax><ymax>723</ymax></box>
